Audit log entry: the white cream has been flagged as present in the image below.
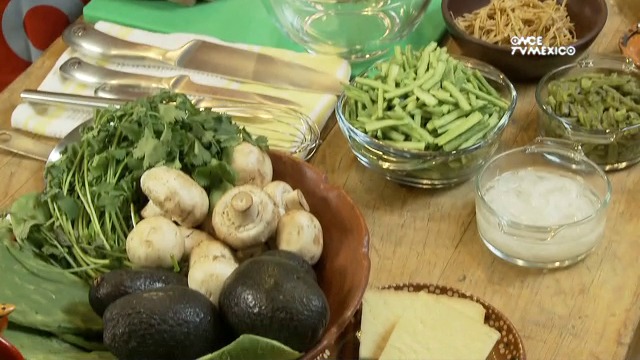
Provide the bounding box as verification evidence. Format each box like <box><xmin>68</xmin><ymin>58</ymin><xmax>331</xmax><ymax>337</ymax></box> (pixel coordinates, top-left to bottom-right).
<box><xmin>476</xmin><ymin>167</ymin><xmax>605</xmax><ymax>264</ymax></box>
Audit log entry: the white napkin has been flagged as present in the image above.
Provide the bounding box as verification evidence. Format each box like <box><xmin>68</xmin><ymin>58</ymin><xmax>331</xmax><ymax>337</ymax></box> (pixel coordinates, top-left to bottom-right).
<box><xmin>11</xmin><ymin>21</ymin><xmax>351</xmax><ymax>139</ymax></box>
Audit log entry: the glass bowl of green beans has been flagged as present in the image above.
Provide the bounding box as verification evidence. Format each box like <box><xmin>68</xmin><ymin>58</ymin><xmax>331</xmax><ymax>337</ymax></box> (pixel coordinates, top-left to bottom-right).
<box><xmin>335</xmin><ymin>44</ymin><xmax>518</xmax><ymax>188</ymax></box>
<box><xmin>536</xmin><ymin>55</ymin><xmax>640</xmax><ymax>171</ymax></box>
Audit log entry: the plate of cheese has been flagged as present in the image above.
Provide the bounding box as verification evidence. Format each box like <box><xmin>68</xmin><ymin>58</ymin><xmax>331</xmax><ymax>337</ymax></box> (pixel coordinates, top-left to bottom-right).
<box><xmin>342</xmin><ymin>283</ymin><xmax>525</xmax><ymax>360</ymax></box>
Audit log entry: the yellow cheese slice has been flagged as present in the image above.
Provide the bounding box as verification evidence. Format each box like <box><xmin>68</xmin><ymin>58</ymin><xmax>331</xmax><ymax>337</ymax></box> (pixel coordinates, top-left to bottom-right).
<box><xmin>421</xmin><ymin>292</ymin><xmax>486</xmax><ymax>322</ymax></box>
<box><xmin>378</xmin><ymin>305</ymin><xmax>500</xmax><ymax>360</ymax></box>
<box><xmin>359</xmin><ymin>289</ymin><xmax>486</xmax><ymax>359</ymax></box>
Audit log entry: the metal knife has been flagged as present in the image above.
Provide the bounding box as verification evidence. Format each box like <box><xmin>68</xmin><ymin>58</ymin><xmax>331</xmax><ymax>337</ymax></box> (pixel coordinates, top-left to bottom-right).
<box><xmin>59</xmin><ymin>57</ymin><xmax>299</xmax><ymax>108</ymax></box>
<box><xmin>62</xmin><ymin>22</ymin><xmax>345</xmax><ymax>95</ymax></box>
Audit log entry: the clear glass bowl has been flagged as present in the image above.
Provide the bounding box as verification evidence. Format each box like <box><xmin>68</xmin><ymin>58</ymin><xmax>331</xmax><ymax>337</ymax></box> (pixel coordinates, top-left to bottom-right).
<box><xmin>261</xmin><ymin>0</ymin><xmax>432</xmax><ymax>62</ymax></box>
<box><xmin>475</xmin><ymin>138</ymin><xmax>612</xmax><ymax>269</ymax></box>
<box><xmin>536</xmin><ymin>55</ymin><xmax>640</xmax><ymax>171</ymax></box>
<box><xmin>335</xmin><ymin>56</ymin><xmax>517</xmax><ymax>188</ymax></box>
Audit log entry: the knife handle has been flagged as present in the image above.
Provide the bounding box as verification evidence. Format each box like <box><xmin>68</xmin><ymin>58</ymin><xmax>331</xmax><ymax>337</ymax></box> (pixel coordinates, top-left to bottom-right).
<box><xmin>59</xmin><ymin>57</ymin><xmax>172</xmax><ymax>89</ymax></box>
<box><xmin>21</xmin><ymin>90</ymin><xmax>126</xmax><ymax>109</ymax></box>
<box><xmin>63</xmin><ymin>22</ymin><xmax>170</xmax><ymax>63</ymax></box>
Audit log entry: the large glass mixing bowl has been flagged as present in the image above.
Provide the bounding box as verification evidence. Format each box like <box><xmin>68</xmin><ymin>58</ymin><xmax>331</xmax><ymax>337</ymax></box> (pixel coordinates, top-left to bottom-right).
<box><xmin>261</xmin><ymin>0</ymin><xmax>432</xmax><ymax>62</ymax></box>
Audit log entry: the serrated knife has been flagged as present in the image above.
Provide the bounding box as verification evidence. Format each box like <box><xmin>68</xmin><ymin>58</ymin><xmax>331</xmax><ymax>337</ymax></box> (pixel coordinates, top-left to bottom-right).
<box><xmin>62</xmin><ymin>22</ymin><xmax>344</xmax><ymax>95</ymax></box>
<box><xmin>58</xmin><ymin>57</ymin><xmax>300</xmax><ymax>108</ymax></box>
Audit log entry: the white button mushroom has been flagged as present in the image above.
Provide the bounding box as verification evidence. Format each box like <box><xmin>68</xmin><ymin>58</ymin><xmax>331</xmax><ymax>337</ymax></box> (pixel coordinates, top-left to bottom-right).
<box><xmin>189</xmin><ymin>236</ymin><xmax>236</xmax><ymax>269</ymax></box>
<box><xmin>179</xmin><ymin>227</ymin><xmax>224</xmax><ymax>259</ymax></box>
<box><xmin>188</xmin><ymin>257</ymin><xmax>238</xmax><ymax>306</ymax></box>
<box><xmin>275</xmin><ymin>210</ymin><xmax>323</xmax><ymax>265</ymax></box>
<box><xmin>230</xmin><ymin>142</ymin><xmax>273</xmax><ymax>187</ymax></box>
<box><xmin>212</xmin><ymin>185</ymin><xmax>279</xmax><ymax>250</ymax></box>
<box><xmin>140</xmin><ymin>166</ymin><xmax>209</xmax><ymax>228</ymax></box>
<box><xmin>263</xmin><ymin>181</ymin><xmax>310</xmax><ymax>216</ymax></box>
<box><xmin>126</xmin><ymin>216</ymin><xmax>184</xmax><ymax>268</ymax></box>
<box><xmin>140</xmin><ymin>201</ymin><xmax>168</xmax><ymax>219</ymax></box>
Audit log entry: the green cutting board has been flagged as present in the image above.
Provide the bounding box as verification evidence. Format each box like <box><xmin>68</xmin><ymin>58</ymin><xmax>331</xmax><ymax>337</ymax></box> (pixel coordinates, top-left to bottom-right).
<box><xmin>83</xmin><ymin>0</ymin><xmax>446</xmax><ymax>75</ymax></box>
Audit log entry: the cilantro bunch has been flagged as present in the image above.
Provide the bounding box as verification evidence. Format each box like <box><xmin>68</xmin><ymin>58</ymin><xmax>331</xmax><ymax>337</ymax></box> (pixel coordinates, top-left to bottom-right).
<box><xmin>10</xmin><ymin>91</ymin><xmax>266</xmax><ymax>282</ymax></box>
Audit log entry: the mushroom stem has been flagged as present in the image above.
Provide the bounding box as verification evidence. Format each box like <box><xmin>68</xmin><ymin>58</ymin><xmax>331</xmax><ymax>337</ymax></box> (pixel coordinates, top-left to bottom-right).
<box><xmin>231</xmin><ymin>191</ymin><xmax>259</xmax><ymax>225</ymax></box>
<box><xmin>284</xmin><ymin>190</ymin><xmax>310</xmax><ymax>212</ymax></box>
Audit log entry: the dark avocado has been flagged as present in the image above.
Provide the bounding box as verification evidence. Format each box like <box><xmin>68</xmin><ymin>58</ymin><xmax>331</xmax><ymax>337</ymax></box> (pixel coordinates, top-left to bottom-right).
<box><xmin>89</xmin><ymin>268</ymin><xmax>188</xmax><ymax>317</ymax></box>
<box><xmin>103</xmin><ymin>285</ymin><xmax>224</xmax><ymax>360</ymax></box>
<box><xmin>259</xmin><ymin>249</ymin><xmax>317</xmax><ymax>281</ymax></box>
<box><xmin>219</xmin><ymin>256</ymin><xmax>329</xmax><ymax>353</ymax></box>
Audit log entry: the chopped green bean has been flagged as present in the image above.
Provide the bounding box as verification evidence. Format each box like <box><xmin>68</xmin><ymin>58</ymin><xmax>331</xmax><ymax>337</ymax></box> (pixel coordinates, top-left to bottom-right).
<box><xmin>427</xmin><ymin>108</ymin><xmax>471</xmax><ymax>131</ymax></box>
<box><xmin>443</xmin><ymin>121</ymin><xmax>489</xmax><ymax>151</ymax></box>
<box><xmin>443</xmin><ymin>80</ymin><xmax>472</xmax><ymax>111</ymax></box>
<box><xmin>384</xmin><ymin>141</ymin><xmax>427</xmax><ymax>150</ymax></box>
<box><xmin>414</xmin><ymin>88</ymin><xmax>439</xmax><ymax>107</ymax></box>
<box><xmin>364</xmin><ymin>119</ymin><xmax>408</xmax><ymax>132</ymax></box>
<box><xmin>462</xmin><ymin>84</ymin><xmax>510</xmax><ymax>109</ymax></box>
<box><xmin>435</xmin><ymin>112</ymin><xmax>483</xmax><ymax>146</ymax></box>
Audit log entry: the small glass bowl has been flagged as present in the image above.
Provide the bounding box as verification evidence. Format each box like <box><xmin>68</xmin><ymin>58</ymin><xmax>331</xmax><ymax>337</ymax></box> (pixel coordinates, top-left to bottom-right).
<box><xmin>475</xmin><ymin>138</ymin><xmax>612</xmax><ymax>269</ymax></box>
<box><xmin>536</xmin><ymin>55</ymin><xmax>640</xmax><ymax>171</ymax></box>
<box><xmin>261</xmin><ymin>0</ymin><xmax>432</xmax><ymax>62</ymax></box>
<box><xmin>335</xmin><ymin>56</ymin><xmax>517</xmax><ymax>188</ymax></box>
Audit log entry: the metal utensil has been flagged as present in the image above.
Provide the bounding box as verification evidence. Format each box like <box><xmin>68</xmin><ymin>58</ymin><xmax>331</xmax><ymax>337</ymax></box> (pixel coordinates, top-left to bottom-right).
<box><xmin>59</xmin><ymin>57</ymin><xmax>299</xmax><ymax>108</ymax></box>
<box><xmin>62</xmin><ymin>21</ymin><xmax>344</xmax><ymax>95</ymax></box>
<box><xmin>0</xmin><ymin>123</ymin><xmax>82</xmax><ymax>165</ymax></box>
<box><xmin>21</xmin><ymin>90</ymin><xmax>125</xmax><ymax>109</ymax></box>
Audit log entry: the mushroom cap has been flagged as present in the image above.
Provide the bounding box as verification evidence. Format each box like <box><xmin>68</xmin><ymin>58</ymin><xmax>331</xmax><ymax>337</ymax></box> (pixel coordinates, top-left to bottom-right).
<box><xmin>263</xmin><ymin>181</ymin><xmax>294</xmax><ymax>215</ymax></box>
<box><xmin>212</xmin><ymin>185</ymin><xmax>279</xmax><ymax>250</ymax></box>
<box><xmin>189</xmin><ymin>236</ymin><xmax>236</xmax><ymax>269</ymax></box>
<box><xmin>276</xmin><ymin>210</ymin><xmax>323</xmax><ymax>265</ymax></box>
<box><xmin>231</xmin><ymin>142</ymin><xmax>273</xmax><ymax>187</ymax></box>
<box><xmin>126</xmin><ymin>216</ymin><xmax>184</xmax><ymax>268</ymax></box>
<box><xmin>140</xmin><ymin>166</ymin><xmax>209</xmax><ymax>228</ymax></box>
<box><xmin>284</xmin><ymin>189</ymin><xmax>310</xmax><ymax>212</ymax></box>
<box><xmin>188</xmin><ymin>257</ymin><xmax>238</xmax><ymax>306</ymax></box>
<box><xmin>140</xmin><ymin>201</ymin><xmax>167</xmax><ymax>219</ymax></box>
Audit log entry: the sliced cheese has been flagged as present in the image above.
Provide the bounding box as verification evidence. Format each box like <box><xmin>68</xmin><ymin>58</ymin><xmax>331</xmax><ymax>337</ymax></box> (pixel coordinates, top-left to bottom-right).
<box><xmin>359</xmin><ymin>289</ymin><xmax>486</xmax><ymax>359</ymax></box>
<box><xmin>378</xmin><ymin>307</ymin><xmax>501</xmax><ymax>360</ymax></box>
<box><xmin>421</xmin><ymin>292</ymin><xmax>486</xmax><ymax>322</ymax></box>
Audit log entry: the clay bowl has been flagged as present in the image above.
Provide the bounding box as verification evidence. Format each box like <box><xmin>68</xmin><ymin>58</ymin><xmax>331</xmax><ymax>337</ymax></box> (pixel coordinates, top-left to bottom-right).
<box><xmin>269</xmin><ymin>151</ymin><xmax>371</xmax><ymax>360</ymax></box>
<box><xmin>0</xmin><ymin>336</ymin><xmax>24</xmax><ymax>360</ymax></box>
<box><xmin>442</xmin><ymin>0</ymin><xmax>608</xmax><ymax>81</ymax></box>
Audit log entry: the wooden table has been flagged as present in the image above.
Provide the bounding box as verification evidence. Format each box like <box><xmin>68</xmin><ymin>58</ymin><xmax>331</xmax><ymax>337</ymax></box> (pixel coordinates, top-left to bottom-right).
<box><xmin>0</xmin><ymin>3</ymin><xmax>639</xmax><ymax>360</ymax></box>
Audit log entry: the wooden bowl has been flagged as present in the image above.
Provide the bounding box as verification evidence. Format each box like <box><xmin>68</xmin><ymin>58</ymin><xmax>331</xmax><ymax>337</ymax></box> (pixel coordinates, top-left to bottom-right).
<box><xmin>0</xmin><ymin>336</ymin><xmax>24</xmax><ymax>360</ymax></box>
<box><xmin>442</xmin><ymin>0</ymin><xmax>608</xmax><ymax>81</ymax></box>
<box><xmin>269</xmin><ymin>151</ymin><xmax>371</xmax><ymax>360</ymax></box>
<box><xmin>334</xmin><ymin>283</ymin><xmax>526</xmax><ymax>360</ymax></box>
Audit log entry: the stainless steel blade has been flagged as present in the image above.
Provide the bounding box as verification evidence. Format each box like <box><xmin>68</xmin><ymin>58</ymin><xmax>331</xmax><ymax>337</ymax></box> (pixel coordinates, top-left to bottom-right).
<box><xmin>178</xmin><ymin>41</ymin><xmax>345</xmax><ymax>95</ymax></box>
<box><xmin>63</xmin><ymin>22</ymin><xmax>345</xmax><ymax>94</ymax></box>
<box><xmin>170</xmin><ymin>77</ymin><xmax>299</xmax><ymax>107</ymax></box>
<box><xmin>59</xmin><ymin>57</ymin><xmax>300</xmax><ymax>108</ymax></box>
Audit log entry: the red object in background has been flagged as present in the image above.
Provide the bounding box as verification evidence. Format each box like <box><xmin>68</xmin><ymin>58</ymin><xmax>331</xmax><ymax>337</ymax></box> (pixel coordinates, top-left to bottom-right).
<box><xmin>0</xmin><ymin>0</ymin><xmax>89</xmax><ymax>91</ymax></box>
<box><xmin>0</xmin><ymin>336</ymin><xmax>24</xmax><ymax>360</ymax></box>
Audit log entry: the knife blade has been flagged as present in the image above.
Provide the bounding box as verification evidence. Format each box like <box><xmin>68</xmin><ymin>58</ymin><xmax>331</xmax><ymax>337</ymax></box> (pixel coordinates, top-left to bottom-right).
<box><xmin>59</xmin><ymin>57</ymin><xmax>300</xmax><ymax>108</ymax></box>
<box><xmin>62</xmin><ymin>22</ymin><xmax>345</xmax><ymax>95</ymax></box>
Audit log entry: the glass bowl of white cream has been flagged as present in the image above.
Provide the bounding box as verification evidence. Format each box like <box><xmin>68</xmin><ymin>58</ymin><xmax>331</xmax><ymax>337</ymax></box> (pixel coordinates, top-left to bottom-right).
<box><xmin>475</xmin><ymin>137</ymin><xmax>612</xmax><ymax>269</ymax></box>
